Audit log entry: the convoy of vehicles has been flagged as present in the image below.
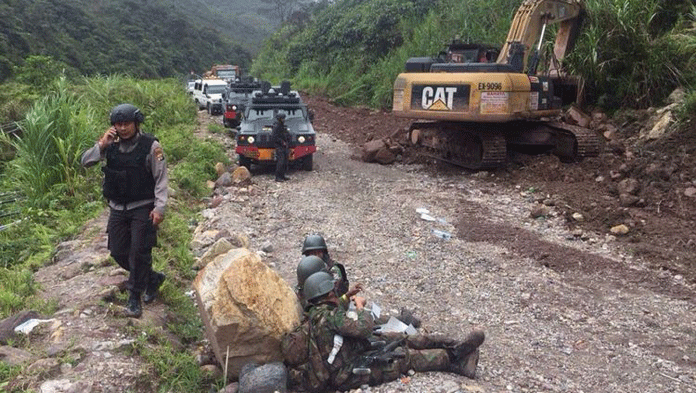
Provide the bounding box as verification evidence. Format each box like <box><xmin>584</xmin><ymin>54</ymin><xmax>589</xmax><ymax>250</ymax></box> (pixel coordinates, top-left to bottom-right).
<box><xmin>392</xmin><ymin>0</ymin><xmax>600</xmax><ymax>169</ymax></box>
<box><xmin>196</xmin><ymin>0</ymin><xmax>598</xmax><ymax>176</ymax></box>
<box><xmin>235</xmin><ymin>82</ymin><xmax>316</xmax><ymax>171</ymax></box>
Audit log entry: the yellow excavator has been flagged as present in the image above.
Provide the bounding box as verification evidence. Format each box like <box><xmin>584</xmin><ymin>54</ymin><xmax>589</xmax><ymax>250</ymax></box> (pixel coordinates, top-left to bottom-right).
<box><xmin>392</xmin><ymin>0</ymin><xmax>600</xmax><ymax>169</ymax></box>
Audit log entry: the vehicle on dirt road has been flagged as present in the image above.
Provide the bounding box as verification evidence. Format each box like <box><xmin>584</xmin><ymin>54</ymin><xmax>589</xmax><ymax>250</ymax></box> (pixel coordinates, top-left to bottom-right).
<box><xmin>392</xmin><ymin>0</ymin><xmax>600</xmax><ymax>169</ymax></box>
<box><xmin>204</xmin><ymin>64</ymin><xmax>241</xmax><ymax>82</ymax></box>
<box><xmin>192</xmin><ymin>79</ymin><xmax>227</xmax><ymax>115</ymax></box>
<box><xmin>235</xmin><ymin>82</ymin><xmax>316</xmax><ymax>171</ymax></box>
<box><xmin>222</xmin><ymin>78</ymin><xmax>262</xmax><ymax>129</ymax></box>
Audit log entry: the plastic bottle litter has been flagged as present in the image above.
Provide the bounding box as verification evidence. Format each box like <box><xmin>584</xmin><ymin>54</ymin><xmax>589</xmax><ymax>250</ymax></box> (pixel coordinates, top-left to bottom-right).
<box><xmin>420</xmin><ymin>213</ymin><xmax>436</xmax><ymax>221</ymax></box>
<box><xmin>431</xmin><ymin>229</ymin><xmax>452</xmax><ymax>240</ymax></box>
<box><xmin>416</xmin><ymin>207</ymin><xmax>430</xmax><ymax>215</ymax></box>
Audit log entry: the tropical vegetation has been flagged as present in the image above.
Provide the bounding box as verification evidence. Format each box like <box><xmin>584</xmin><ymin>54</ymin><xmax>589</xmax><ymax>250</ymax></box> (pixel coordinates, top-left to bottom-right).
<box><xmin>0</xmin><ymin>75</ymin><xmax>229</xmax><ymax>391</ymax></box>
<box><xmin>252</xmin><ymin>0</ymin><xmax>696</xmax><ymax>119</ymax></box>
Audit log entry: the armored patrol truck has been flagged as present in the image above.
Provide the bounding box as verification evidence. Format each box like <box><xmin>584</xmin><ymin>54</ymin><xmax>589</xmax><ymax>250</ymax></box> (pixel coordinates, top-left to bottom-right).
<box><xmin>235</xmin><ymin>82</ymin><xmax>316</xmax><ymax>171</ymax></box>
<box><xmin>222</xmin><ymin>78</ymin><xmax>262</xmax><ymax>128</ymax></box>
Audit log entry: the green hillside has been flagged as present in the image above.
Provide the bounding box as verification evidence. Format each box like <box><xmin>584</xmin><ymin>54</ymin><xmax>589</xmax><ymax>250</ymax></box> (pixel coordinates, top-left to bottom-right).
<box><xmin>252</xmin><ymin>0</ymin><xmax>696</xmax><ymax>113</ymax></box>
<box><xmin>171</xmin><ymin>0</ymin><xmax>275</xmax><ymax>51</ymax></box>
<box><xmin>0</xmin><ymin>0</ymin><xmax>255</xmax><ymax>81</ymax></box>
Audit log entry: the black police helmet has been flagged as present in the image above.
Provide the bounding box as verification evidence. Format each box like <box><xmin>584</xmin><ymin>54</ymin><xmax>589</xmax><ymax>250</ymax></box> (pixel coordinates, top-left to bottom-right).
<box><xmin>110</xmin><ymin>103</ymin><xmax>145</xmax><ymax>125</ymax></box>
<box><xmin>302</xmin><ymin>234</ymin><xmax>328</xmax><ymax>254</ymax></box>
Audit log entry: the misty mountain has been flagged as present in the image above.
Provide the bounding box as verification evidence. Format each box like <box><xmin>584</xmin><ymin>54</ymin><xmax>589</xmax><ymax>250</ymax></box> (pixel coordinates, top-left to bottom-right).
<box><xmin>0</xmin><ymin>0</ymin><xmax>274</xmax><ymax>81</ymax></box>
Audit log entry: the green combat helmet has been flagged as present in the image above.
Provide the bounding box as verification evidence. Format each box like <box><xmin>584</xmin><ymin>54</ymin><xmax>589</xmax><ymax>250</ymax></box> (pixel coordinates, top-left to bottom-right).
<box><xmin>302</xmin><ymin>271</ymin><xmax>335</xmax><ymax>302</ymax></box>
<box><xmin>296</xmin><ymin>255</ymin><xmax>327</xmax><ymax>289</ymax></box>
<box><xmin>302</xmin><ymin>234</ymin><xmax>328</xmax><ymax>255</ymax></box>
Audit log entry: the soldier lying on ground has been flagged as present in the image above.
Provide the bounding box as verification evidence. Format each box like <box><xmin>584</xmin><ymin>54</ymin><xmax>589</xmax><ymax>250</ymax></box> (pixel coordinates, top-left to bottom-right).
<box><xmin>285</xmin><ymin>271</ymin><xmax>485</xmax><ymax>392</ymax></box>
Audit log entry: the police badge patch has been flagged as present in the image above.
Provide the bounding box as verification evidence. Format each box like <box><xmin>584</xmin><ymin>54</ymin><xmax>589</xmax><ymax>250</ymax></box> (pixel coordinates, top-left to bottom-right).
<box><xmin>154</xmin><ymin>147</ymin><xmax>165</xmax><ymax>161</ymax></box>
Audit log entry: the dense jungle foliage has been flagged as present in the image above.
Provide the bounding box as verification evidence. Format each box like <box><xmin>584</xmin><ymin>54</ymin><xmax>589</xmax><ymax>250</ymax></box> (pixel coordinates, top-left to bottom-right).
<box><xmin>252</xmin><ymin>0</ymin><xmax>696</xmax><ymax>115</ymax></box>
<box><xmin>0</xmin><ymin>0</ymin><xmax>254</xmax><ymax>82</ymax></box>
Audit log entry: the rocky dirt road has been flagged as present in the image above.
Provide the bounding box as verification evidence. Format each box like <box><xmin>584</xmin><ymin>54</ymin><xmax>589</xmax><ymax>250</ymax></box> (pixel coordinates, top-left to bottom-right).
<box><xmin>12</xmin><ymin>98</ymin><xmax>696</xmax><ymax>393</ymax></box>
<box><xmin>200</xmin><ymin>99</ymin><xmax>696</xmax><ymax>393</ymax></box>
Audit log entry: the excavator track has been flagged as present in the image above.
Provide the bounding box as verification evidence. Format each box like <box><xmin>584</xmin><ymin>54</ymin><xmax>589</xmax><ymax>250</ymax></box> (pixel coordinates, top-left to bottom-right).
<box><xmin>547</xmin><ymin>122</ymin><xmax>602</xmax><ymax>162</ymax></box>
<box><xmin>409</xmin><ymin>121</ymin><xmax>507</xmax><ymax>170</ymax></box>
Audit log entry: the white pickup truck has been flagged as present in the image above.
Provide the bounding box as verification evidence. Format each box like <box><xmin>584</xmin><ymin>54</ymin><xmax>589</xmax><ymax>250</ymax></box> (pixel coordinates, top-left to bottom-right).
<box><xmin>192</xmin><ymin>79</ymin><xmax>228</xmax><ymax>115</ymax></box>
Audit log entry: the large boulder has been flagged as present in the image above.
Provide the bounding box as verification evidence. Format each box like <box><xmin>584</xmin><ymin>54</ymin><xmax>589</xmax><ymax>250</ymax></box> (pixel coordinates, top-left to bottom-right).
<box><xmin>193</xmin><ymin>248</ymin><xmax>301</xmax><ymax>380</ymax></box>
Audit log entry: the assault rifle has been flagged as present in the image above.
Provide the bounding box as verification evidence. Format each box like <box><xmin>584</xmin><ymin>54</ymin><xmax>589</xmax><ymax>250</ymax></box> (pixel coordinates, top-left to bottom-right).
<box><xmin>352</xmin><ymin>336</ymin><xmax>406</xmax><ymax>375</ymax></box>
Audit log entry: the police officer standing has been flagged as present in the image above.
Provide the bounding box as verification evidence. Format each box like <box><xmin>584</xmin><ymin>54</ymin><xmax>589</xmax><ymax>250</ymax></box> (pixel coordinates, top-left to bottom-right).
<box><xmin>272</xmin><ymin>111</ymin><xmax>291</xmax><ymax>182</ymax></box>
<box><xmin>81</xmin><ymin>103</ymin><xmax>167</xmax><ymax>318</ymax></box>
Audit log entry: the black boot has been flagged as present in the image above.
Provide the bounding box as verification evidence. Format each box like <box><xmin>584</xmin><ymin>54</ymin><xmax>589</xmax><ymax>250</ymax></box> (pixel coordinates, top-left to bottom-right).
<box><xmin>125</xmin><ymin>291</ymin><xmax>142</xmax><ymax>318</ymax></box>
<box><xmin>450</xmin><ymin>349</ymin><xmax>480</xmax><ymax>378</ymax></box>
<box><xmin>143</xmin><ymin>272</ymin><xmax>165</xmax><ymax>304</ymax></box>
<box><xmin>453</xmin><ymin>328</ymin><xmax>485</xmax><ymax>359</ymax></box>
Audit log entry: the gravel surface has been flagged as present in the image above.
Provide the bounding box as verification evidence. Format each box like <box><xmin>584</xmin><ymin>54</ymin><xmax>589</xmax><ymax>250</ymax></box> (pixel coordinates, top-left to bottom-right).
<box><xmin>18</xmin><ymin>106</ymin><xmax>695</xmax><ymax>393</ymax></box>
<box><xmin>200</xmin><ymin>110</ymin><xmax>696</xmax><ymax>393</ymax></box>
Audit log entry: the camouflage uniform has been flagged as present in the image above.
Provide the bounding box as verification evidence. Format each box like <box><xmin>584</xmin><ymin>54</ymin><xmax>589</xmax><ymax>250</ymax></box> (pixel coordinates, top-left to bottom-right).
<box><xmin>288</xmin><ymin>301</ymin><xmax>478</xmax><ymax>392</ymax></box>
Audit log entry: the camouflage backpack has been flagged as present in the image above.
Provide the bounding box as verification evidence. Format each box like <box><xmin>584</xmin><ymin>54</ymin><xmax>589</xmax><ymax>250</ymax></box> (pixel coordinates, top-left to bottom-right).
<box><xmin>281</xmin><ymin>320</ymin><xmax>310</xmax><ymax>366</ymax></box>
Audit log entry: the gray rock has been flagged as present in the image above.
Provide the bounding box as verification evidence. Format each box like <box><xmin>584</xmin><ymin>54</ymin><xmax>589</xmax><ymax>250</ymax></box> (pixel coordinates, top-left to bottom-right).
<box><xmin>0</xmin><ymin>345</ymin><xmax>34</xmax><ymax>366</ymax></box>
<box><xmin>530</xmin><ymin>204</ymin><xmax>550</xmax><ymax>219</ymax></box>
<box><xmin>619</xmin><ymin>193</ymin><xmax>640</xmax><ymax>207</ymax></box>
<box><xmin>26</xmin><ymin>358</ymin><xmax>61</xmax><ymax>379</ymax></box>
<box><xmin>617</xmin><ymin>178</ymin><xmax>640</xmax><ymax>195</ymax></box>
<box><xmin>220</xmin><ymin>382</ymin><xmax>239</xmax><ymax>393</ymax></box>
<box><xmin>39</xmin><ymin>379</ymin><xmax>74</xmax><ymax>393</ymax></box>
<box><xmin>261</xmin><ymin>242</ymin><xmax>274</xmax><ymax>253</ymax></box>
<box><xmin>216</xmin><ymin>172</ymin><xmax>233</xmax><ymax>188</ymax></box>
<box><xmin>238</xmin><ymin>362</ymin><xmax>287</xmax><ymax>393</ymax></box>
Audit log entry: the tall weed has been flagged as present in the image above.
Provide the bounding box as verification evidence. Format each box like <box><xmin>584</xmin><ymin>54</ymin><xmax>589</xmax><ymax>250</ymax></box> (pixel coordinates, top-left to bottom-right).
<box><xmin>566</xmin><ymin>0</ymin><xmax>688</xmax><ymax>109</ymax></box>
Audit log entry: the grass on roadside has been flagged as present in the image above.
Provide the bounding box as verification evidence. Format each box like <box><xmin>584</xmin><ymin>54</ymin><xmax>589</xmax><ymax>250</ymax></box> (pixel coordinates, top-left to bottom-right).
<box><xmin>0</xmin><ymin>75</ymin><xmax>229</xmax><ymax>391</ymax></box>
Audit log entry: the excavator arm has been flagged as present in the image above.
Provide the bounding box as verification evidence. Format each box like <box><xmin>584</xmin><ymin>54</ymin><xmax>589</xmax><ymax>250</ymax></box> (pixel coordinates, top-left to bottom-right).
<box><xmin>497</xmin><ymin>0</ymin><xmax>585</xmax><ymax>74</ymax></box>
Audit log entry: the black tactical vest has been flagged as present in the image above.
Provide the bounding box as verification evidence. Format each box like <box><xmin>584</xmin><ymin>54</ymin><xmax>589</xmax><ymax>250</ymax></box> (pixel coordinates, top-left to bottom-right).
<box><xmin>102</xmin><ymin>133</ymin><xmax>156</xmax><ymax>204</ymax></box>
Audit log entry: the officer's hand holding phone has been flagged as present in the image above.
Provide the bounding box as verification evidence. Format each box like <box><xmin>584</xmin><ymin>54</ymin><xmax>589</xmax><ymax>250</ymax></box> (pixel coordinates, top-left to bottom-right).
<box><xmin>98</xmin><ymin>127</ymin><xmax>118</xmax><ymax>150</ymax></box>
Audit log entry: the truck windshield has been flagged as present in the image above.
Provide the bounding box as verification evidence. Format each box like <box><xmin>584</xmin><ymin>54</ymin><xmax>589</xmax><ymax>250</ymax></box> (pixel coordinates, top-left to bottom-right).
<box><xmin>284</xmin><ymin>109</ymin><xmax>305</xmax><ymax>119</ymax></box>
<box><xmin>217</xmin><ymin>71</ymin><xmax>236</xmax><ymax>79</ymax></box>
<box><xmin>206</xmin><ymin>86</ymin><xmax>226</xmax><ymax>95</ymax></box>
<box><xmin>248</xmin><ymin>109</ymin><xmax>273</xmax><ymax>121</ymax></box>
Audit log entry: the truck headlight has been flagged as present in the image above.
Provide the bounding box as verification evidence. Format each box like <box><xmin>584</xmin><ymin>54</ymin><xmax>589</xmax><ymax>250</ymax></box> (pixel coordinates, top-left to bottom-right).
<box><xmin>298</xmin><ymin>136</ymin><xmax>306</xmax><ymax>143</ymax></box>
<box><xmin>247</xmin><ymin>136</ymin><xmax>255</xmax><ymax>144</ymax></box>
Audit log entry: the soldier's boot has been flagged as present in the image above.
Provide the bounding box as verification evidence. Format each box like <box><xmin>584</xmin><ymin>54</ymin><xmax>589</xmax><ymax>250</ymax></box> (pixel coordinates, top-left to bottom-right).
<box><xmin>125</xmin><ymin>291</ymin><xmax>142</xmax><ymax>318</ymax></box>
<box><xmin>450</xmin><ymin>348</ymin><xmax>480</xmax><ymax>378</ymax></box>
<box><xmin>452</xmin><ymin>328</ymin><xmax>485</xmax><ymax>359</ymax></box>
<box><xmin>143</xmin><ymin>272</ymin><xmax>165</xmax><ymax>304</ymax></box>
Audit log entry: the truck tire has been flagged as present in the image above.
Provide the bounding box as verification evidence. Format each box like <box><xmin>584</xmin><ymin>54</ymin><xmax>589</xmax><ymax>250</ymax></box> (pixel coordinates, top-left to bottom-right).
<box><xmin>302</xmin><ymin>154</ymin><xmax>313</xmax><ymax>171</ymax></box>
<box><xmin>239</xmin><ymin>155</ymin><xmax>252</xmax><ymax>170</ymax></box>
